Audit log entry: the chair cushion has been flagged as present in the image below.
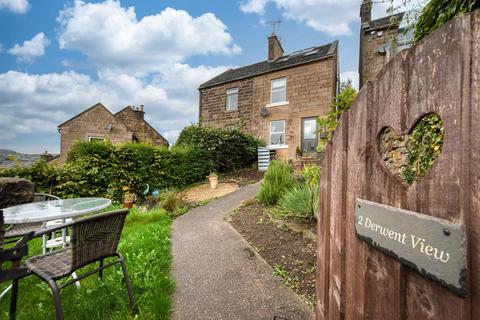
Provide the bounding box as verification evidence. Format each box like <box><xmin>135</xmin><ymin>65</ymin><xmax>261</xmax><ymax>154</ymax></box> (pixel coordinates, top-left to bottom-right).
<box><xmin>26</xmin><ymin>248</ymin><xmax>73</xmax><ymax>281</ymax></box>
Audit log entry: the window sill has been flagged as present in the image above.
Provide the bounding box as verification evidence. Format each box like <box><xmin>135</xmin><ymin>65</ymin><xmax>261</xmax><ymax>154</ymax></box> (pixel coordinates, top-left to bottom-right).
<box><xmin>268</xmin><ymin>144</ymin><xmax>289</xmax><ymax>150</ymax></box>
<box><xmin>266</xmin><ymin>101</ymin><xmax>289</xmax><ymax>108</ymax></box>
<box><xmin>225</xmin><ymin>108</ymin><xmax>239</xmax><ymax>112</ymax></box>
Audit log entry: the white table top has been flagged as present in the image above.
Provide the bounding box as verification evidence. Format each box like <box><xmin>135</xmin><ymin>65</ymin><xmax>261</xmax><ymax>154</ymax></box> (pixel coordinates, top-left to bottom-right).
<box><xmin>2</xmin><ymin>197</ymin><xmax>112</xmax><ymax>224</ymax></box>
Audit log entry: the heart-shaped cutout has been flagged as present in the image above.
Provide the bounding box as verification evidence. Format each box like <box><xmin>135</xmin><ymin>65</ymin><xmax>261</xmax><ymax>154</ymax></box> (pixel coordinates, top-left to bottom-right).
<box><xmin>379</xmin><ymin>114</ymin><xmax>444</xmax><ymax>184</ymax></box>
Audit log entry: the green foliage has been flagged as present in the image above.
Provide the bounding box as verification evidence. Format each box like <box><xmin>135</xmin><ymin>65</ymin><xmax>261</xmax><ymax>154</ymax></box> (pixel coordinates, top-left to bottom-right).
<box><xmin>158</xmin><ymin>189</ymin><xmax>188</xmax><ymax>216</ymax></box>
<box><xmin>414</xmin><ymin>0</ymin><xmax>480</xmax><ymax>42</ymax></box>
<box><xmin>176</xmin><ymin>125</ymin><xmax>264</xmax><ymax>172</ymax></box>
<box><xmin>278</xmin><ymin>183</ymin><xmax>319</xmax><ymax>220</ymax></box>
<box><xmin>301</xmin><ymin>164</ymin><xmax>321</xmax><ymax>187</ymax></box>
<box><xmin>317</xmin><ymin>81</ymin><xmax>357</xmax><ymax>151</ymax></box>
<box><xmin>0</xmin><ymin>141</ymin><xmax>214</xmax><ymax>202</ymax></box>
<box><xmin>403</xmin><ymin>114</ymin><xmax>444</xmax><ymax>184</ymax></box>
<box><xmin>0</xmin><ymin>207</ymin><xmax>174</xmax><ymax>319</ymax></box>
<box><xmin>258</xmin><ymin>160</ymin><xmax>295</xmax><ymax>205</ymax></box>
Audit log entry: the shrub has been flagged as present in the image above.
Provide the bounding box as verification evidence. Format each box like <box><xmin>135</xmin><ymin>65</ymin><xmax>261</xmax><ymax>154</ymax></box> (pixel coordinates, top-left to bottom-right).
<box><xmin>279</xmin><ymin>183</ymin><xmax>319</xmax><ymax>220</ymax></box>
<box><xmin>1</xmin><ymin>141</ymin><xmax>215</xmax><ymax>202</ymax></box>
<box><xmin>301</xmin><ymin>164</ymin><xmax>321</xmax><ymax>186</ymax></box>
<box><xmin>176</xmin><ymin>125</ymin><xmax>264</xmax><ymax>172</ymax></box>
<box><xmin>258</xmin><ymin>160</ymin><xmax>295</xmax><ymax>205</ymax></box>
<box><xmin>158</xmin><ymin>189</ymin><xmax>187</xmax><ymax>216</ymax></box>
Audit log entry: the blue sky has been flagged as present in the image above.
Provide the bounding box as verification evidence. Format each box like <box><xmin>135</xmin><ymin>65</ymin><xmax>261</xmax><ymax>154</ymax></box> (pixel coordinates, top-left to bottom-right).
<box><xmin>0</xmin><ymin>0</ymin><xmax>403</xmax><ymax>154</ymax></box>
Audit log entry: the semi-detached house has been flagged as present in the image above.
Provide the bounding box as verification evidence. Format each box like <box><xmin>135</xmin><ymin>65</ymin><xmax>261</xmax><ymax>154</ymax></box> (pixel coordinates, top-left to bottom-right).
<box><xmin>198</xmin><ymin>34</ymin><xmax>338</xmax><ymax>160</ymax></box>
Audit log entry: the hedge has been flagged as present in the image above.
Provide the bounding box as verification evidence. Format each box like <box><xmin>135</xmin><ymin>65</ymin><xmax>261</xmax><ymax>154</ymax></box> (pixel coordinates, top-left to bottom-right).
<box><xmin>176</xmin><ymin>125</ymin><xmax>264</xmax><ymax>172</ymax></box>
<box><xmin>1</xmin><ymin>125</ymin><xmax>263</xmax><ymax>201</ymax></box>
<box><xmin>1</xmin><ymin>141</ymin><xmax>213</xmax><ymax>201</ymax></box>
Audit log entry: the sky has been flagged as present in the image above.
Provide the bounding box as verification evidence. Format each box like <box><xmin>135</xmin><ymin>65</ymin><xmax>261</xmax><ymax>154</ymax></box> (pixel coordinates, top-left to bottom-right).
<box><xmin>0</xmin><ymin>0</ymin><xmax>411</xmax><ymax>154</ymax></box>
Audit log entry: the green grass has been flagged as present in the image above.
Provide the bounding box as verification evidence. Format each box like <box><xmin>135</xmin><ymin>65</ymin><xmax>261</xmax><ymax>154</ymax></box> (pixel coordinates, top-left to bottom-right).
<box><xmin>0</xmin><ymin>207</ymin><xmax>174</xmax><ymax>320</ymax></box>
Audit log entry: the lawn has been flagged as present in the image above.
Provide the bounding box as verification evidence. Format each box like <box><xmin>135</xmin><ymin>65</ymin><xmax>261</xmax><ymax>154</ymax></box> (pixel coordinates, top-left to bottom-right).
<box><xmin>0</xmin><ymin>207</ymin><xmax>174</xmax><ymax>320</ymax></box>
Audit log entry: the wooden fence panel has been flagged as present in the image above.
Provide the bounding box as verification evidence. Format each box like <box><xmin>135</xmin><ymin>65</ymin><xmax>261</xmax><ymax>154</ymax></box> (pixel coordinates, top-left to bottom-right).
<box><xmin>317</xmin><ymin>10</ymin><xmax>480</xmax><ymax>320</ymax></box>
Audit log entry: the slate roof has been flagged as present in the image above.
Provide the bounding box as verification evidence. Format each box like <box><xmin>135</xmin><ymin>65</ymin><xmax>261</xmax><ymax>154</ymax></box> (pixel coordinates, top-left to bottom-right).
<box><xmin>365</xmin><ymin>12</ymin><xmax>405</xmax><ymax>31</ymax></box>
<box><xmin>199</xmin><ymin>40</ymin><xmax>338</xmax><ymax>89</ymax></box>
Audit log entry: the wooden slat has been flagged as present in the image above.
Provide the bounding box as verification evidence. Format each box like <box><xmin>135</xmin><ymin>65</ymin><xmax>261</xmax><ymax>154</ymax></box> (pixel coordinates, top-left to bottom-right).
<box><xmin>327</xmin><ymin>111</ymin><xmax>348</xmax><ymax>320</ymax></box>
<box><xmin>469</xmin><ymin>10</ymin><xmax>480</xmax><ymax>318</ymax></box>
<box><xmin>343</xmin><ymin>83</ymin><xmax>371</xmax><ymax>319</ymax></box>
<box><xmin>316</xmin><ymin>139</ymin><xmax>332</xmax><ymax>319</ymax></box>
<box><xmin>317</xmin><ymin>11</ymin><xmax>479</xmax><ymax>320</ymax></box>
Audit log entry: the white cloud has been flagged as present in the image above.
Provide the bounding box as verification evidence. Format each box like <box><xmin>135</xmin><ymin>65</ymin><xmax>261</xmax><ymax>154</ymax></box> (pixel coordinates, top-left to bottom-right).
<box><xmin>240</xmin><ymin>0</ymin><xmax>267</xmax><ymax>14</ymax></box>
<box><xmin>57</xmin><ymin>1</ymin><xmax>240</xmax><ymax>75</ymax></box>
<box><xmin>240</xmin><ymin>0</ymin><xmax>418</xmax><ymax>36</ymax></box>
<box><xmin>340</xmin><ymin>70</ymin><xmax>359</xmax><ymax>90</ymax></box>
<box><xmin>0</xmin><ymin>0</ymin><xmax>30</xmax><ymax>14</ymax></box>
<box><xmin>0</xmin><ymin>64</ymin><xmax>229</xmax><ymax>150</ymax></box>
<box><xmin>8</xmin><ymin>32</ymin><xmax>50</xmax><ymax>62</ymax></box>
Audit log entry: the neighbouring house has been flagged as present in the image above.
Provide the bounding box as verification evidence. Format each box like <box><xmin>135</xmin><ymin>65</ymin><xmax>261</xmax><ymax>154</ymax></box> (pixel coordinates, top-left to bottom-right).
<box><xmin>198</xmin><ymin>34</ymin><xmax>338</xmax><ymax>159</ymax></box>
<box><xmin>58</xmin><ymin>103</ymin><xmax>168</xmax><ymax>163</ymax></box>
<box><xmin>359</xmin><ymin>0</ymin><xmax>412</xmax><ymax>88</ymax></box>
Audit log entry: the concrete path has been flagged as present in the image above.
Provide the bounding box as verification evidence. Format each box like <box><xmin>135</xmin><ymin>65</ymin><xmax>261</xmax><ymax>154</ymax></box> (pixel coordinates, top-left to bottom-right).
<box><xmin>172</xmin><ymin>183</ymin><xmax>314</xmax><ymax>320</ymax></box>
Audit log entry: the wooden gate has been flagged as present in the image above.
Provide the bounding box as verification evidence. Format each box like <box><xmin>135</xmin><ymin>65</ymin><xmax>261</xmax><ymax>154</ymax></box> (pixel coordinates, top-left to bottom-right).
<box><xmin>316</xmin><ymin>11</ymin><xmax>479</xmax><ymax>320</ymax></box>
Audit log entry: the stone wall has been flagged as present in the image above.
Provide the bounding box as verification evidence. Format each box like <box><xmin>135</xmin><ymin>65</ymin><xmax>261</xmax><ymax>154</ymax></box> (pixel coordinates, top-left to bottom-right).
<box><xmin>379</xmin><ymin>128</ymin><xmax>408</xmax><ymax>180</ymax></box>
<box><xmin>359</xmin><ymin>26</ymin><xmax>399</xmax><ymax>88</ymax></box>
<box><xmin>199</xmin><ymin>78</ymin><xmax>254</xmax><ymax>130</ymax></box>
<box><xmin>59</xmin><ymin>105</ymin><xmax>132</xmax><ymax>163</ymax></box>
<box><xmin>0</xmin><ymin>177</ymin><xmax>34</xmax><ymax>208</ymax></box>
<box><xmin>199</xmin><ymin>56</ymin><xmax>337</xmax><ymax>159</ymax></box>
<box><xmin>115</xmin><ymin>107</ymin><xmax>169</xmax><ymax>146</ymax></box>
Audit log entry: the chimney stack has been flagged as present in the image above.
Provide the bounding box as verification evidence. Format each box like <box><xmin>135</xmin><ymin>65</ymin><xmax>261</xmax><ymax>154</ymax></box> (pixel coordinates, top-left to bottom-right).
<box><xmin>360</xmin><ymin>0</ymin><xmax>372</xmax><ymax>25</ymax></box>
<box><xmin>133</xmin><ymin>104</ymin><xmax>145</xmax><ymax>120</ymax></box>
<box><xmin>268</xmin><ymin>34</ymin><xmax>284</xmax><ymax>62</ymax></box>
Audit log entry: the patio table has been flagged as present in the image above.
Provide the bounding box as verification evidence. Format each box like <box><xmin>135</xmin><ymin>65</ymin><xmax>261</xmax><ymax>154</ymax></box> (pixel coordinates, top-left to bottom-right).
<box><xmin>3</xmin><ymin>197</ymin><xmax>112</xmax><ymax>224</ymax></box>
<box><xmin>0</xmin><ymin>197</ymin><xmax>112</xmax><ymax>299</ymax></box>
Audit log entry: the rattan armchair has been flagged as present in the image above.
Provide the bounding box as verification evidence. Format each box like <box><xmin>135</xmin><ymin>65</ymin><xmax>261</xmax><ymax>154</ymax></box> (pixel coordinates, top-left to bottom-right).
<box><xmin>25</xmin><ymin>209</ymin><xmax>136</xmax><ymax>320</ymax></box>
<box><xmin>0</xmin><ymin>210</ymin><xmax>33</xmax><ymax>320</ymax></box>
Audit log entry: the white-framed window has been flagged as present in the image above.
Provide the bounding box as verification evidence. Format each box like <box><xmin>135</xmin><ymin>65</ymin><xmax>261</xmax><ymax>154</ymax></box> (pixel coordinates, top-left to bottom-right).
<box><xmin>270</xmin><ymin>77</ymin><xmax>287</xmax><ymax>104</ymax></box>
<box><xmin>269</xmin><ymin>120</ymin><xmax>285</xmax><ymax>146</ymax></box>
<box><xmin>226</xmin><ymin>88</ymin><xmax>238</xmax><ymax>110</ymax></box>
<box><xmin>88</xmin><ymin>136</ymin><xmax>105</xmax><ymax>142</ymax></box>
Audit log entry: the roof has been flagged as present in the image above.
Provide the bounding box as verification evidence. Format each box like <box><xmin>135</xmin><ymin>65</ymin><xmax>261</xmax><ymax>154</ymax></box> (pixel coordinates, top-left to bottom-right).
<box><xmin>364</xmin><ymin>12</ymin><xmax>405</xmax><ymax>31</ymax></box>
<box><xmin>199</xmin><ymin>41</ymin><xmax>338</xmax><ymax>89</ymax></box>
<box><xmin>58</xmin><ymin>102</ymin><xmax>110</xmax><ymax>128</ymax></box>
<box><xmin>114</xmin><ymin>107</ymin><xmax>169</xmax><ymax>146</ymax></box>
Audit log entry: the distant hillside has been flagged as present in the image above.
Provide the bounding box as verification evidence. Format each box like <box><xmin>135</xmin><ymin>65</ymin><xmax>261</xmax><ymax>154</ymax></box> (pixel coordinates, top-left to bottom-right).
<box><xmin>0</xmin><ymin>149</ymin><xmax>42</xmax><ymax>168</ymax></box>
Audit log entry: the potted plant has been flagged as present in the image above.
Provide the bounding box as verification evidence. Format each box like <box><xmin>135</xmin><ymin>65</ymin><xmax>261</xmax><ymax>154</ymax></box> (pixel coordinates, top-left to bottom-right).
<box><xmin>122</xmin><ymin>186</ymin><xmax>136</xmax><ymax>209</ymax></box>
<box><xmin>208</xmin><ymin>172</ymin><xmax>219</xmax><ymax>189</ymax></box>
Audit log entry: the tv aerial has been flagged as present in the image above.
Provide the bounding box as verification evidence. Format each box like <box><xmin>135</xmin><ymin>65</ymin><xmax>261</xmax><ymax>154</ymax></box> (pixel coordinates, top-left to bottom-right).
<box><xmin>266</xmin><ymin>18</ymin><xmax>282</xmax><ymax>35</ymax></box>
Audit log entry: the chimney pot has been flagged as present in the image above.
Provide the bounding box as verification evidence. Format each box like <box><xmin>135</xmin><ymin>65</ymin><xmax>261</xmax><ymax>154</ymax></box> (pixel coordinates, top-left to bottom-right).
<box><xmin>140</xmin><ymin>105</ymin><xmax>144</xmax><ymax>112</ymax></box>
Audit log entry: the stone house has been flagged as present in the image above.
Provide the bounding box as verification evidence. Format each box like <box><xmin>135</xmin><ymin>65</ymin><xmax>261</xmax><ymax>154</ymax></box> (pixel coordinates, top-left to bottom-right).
<box><xmin>359</xmin><ymin>0</ymin><xmax>411</xmax><ymax>88</ymax></box>
<box><xmin>198</xmin><ymin>34</ymin><xmax>338</xmax><ymax>159</ymax></box>
<box><xmin>58</xmin><ymin>103</ymin><xmax>168</xmax><ymax>163</ymax></box>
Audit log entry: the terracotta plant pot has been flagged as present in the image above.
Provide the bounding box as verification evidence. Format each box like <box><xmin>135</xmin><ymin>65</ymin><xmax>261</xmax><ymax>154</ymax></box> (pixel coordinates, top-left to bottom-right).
<box><xmin>123</xmin><ymin>201</ymin><xmax>134</xmax><ymax>209</ymax></box>
<box><xmin>208</xmin><ymin>175</ymin><xmax>218</xmax><ymax>189</ymax></box>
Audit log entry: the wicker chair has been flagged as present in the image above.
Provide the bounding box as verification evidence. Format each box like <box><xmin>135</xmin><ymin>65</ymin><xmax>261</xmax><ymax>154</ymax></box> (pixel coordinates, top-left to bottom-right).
<box><xmin>25</xmin><ymin>209</ymin><xmax>136</xmax><ymax>320</ymax></box>
<box><xmin>4</xmin><ymin>193</ymin><xmax>61</xmax><ymax>239</ymax></box>
<box><xmin>0</xmin><ymin>210</ymin><xmax>33</xmax><ymax>320</ymax></box>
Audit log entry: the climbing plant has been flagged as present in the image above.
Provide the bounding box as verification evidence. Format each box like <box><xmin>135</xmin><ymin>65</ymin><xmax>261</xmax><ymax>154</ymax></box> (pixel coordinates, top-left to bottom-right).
<box><xmin>403</xmin><ymin>114</ymin><xmax>444</xmax><ymax>184</ymax></box>
<box><xmin>414</xmin><ymin>0</ymin><xmax>480</xmax><ymax>42</ymax></box>
<box><xmin>317</xmin><ymin>81</ymin><xmax>357</xmax><ymax>151</ymax></box>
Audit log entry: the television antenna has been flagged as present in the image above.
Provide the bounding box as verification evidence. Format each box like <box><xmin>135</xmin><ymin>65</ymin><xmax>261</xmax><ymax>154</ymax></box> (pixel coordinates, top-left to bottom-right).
<box><xmin>266</xmin><ymin>18</ymin><xmax>282</xmax><ymax>35</ymax></box>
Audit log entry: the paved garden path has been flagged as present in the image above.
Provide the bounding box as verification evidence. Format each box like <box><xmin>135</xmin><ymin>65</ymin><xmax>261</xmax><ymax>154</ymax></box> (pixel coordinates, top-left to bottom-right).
<box><xmin>172</xmin><ymin>182</ymin><xmax>315</xmax><ymax>320</ymax></box>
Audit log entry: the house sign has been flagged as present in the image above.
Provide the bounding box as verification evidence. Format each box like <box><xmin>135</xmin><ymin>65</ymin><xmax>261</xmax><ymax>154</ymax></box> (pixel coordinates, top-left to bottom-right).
<box><xmin>355</xmin><ymin>198</ymin><xmax>467</xmax><ymax>296</ymax></box>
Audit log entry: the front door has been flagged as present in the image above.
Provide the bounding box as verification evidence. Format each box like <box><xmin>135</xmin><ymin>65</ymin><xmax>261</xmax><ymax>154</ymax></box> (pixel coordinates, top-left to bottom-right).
<box><xmin>301</xmin><ymin>117</ymin><xmax>317</xmax><ymax>154</ymax></box>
